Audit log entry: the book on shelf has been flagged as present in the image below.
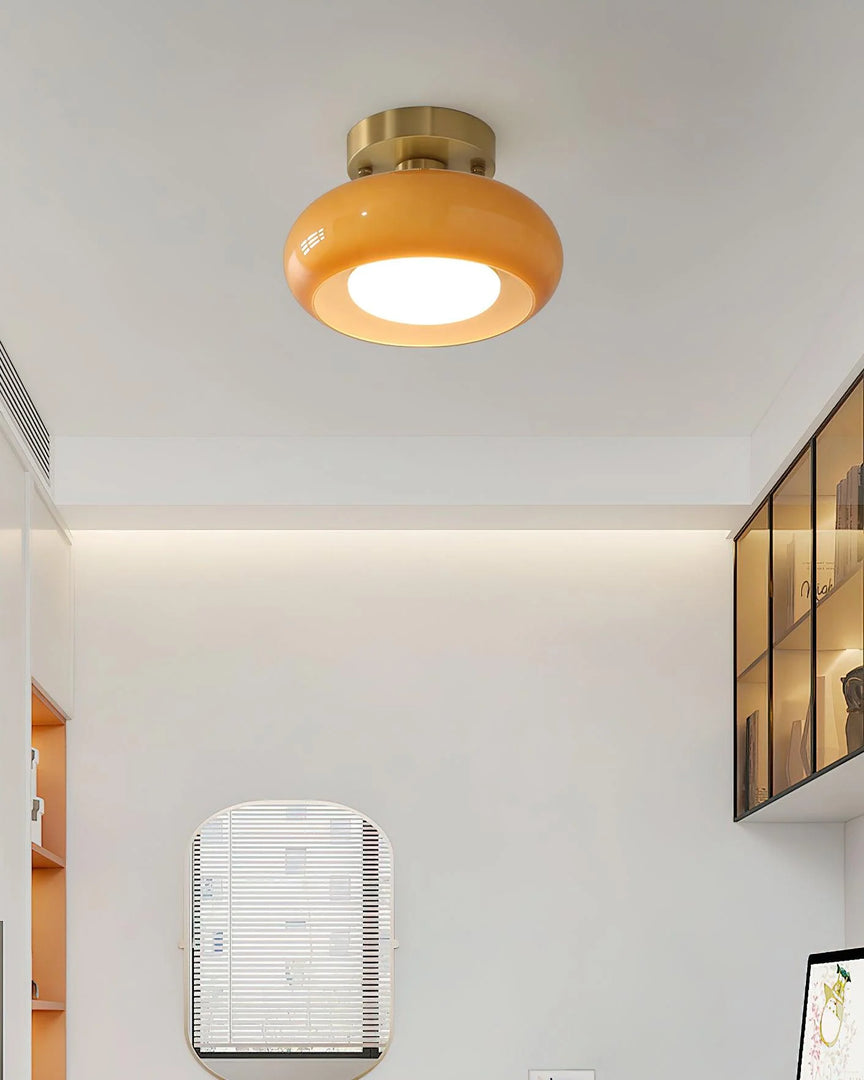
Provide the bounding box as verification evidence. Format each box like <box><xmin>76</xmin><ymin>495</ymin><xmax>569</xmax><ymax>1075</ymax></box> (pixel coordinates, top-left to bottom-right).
<box><xmin>835</xmin><ymin>462</ymin><xmax>864</xmax><ymax>584</ymax></box>
<box><xmin>743</xmin><ymin>710</ymin><xmax>767</xmax><ymax>810</ymax></box>
<box><xmin>776</xmin><ymin>531</ymin><xmax>833</xmax><ymax>634</ymax></box>
<box><xmin>793</xmin><ymin>532</ymin><xmax>833</xmax><ymax>622</ymax></box>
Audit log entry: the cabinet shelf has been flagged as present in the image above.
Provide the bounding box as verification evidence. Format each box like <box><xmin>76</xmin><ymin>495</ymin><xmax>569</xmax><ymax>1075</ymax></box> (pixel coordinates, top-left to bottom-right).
<box><xmin>769</xmin><ymin>562</ymin><xmax>864</xmax><ymax>654</ymax></box>
<box><xmin>773</xmin><ymin>608</ymin><xmax>811</xmax><ymax>651</ymax></box>
<box><xmin>816</xmin><ymin>561</ymin><xmax>863</xmax><ymax>651</ymax></box>
<box><xmin>31</xmin><ymin>843</ymin><xmax>65</xmax><ymax>870</ymax></box>
<box><xmin>31</xmin><ymin>684</ymin><xmax>68</xmax><ymax>727</ymax></box>
<box><xmin>31</xmin><ymin>680</ymin><xmax>67</xmax><ymax>1080</ymax></box>
<box><xmin>737</xmin><ymin>651</ymin><xmax>768</xmax><ymax>683</ymax></box>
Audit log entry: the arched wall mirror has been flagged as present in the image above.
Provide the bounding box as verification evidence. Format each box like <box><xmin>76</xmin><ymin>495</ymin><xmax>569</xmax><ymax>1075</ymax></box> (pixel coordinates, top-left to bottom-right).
<box><xmin>186</xmin><ymin>801</ymin><xmax>395</xmax><ymax>1080</ymax></box>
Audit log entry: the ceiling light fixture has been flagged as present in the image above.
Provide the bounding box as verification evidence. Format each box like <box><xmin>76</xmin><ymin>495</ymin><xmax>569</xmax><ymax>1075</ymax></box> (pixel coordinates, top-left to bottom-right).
<box><xmin>284</xmin><ymin>106</ymin><xmax>563</xmax><ymax>347</ymax></box>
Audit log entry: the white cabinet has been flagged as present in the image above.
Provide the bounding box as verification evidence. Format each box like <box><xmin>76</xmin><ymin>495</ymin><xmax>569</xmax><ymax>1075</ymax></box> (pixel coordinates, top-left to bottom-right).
<box><xmin>0</xmin><ymin>429</ymin><xmax>30</xmax><ymax>1080</ymax></box>
<box><xmin>29</xmin><ymin>484</ymin><xmax>73</xmax><ymax>715</ymax></box>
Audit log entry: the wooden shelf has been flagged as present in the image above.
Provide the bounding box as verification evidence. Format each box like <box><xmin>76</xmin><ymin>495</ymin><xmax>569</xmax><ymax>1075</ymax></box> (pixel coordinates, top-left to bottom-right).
<box><xmin>771</xmin><ymin>563</ymin><xmax>864</xmax><ymax>653</ymax></box>
<box><xmin>31</xmin><ymin>679</ymin><xmax>67</xmax><ymax>1080</ymax></box>
<box><xmin>816</xmin><ymin>562</ymin><xmax>864</xmax><ymax>651</ymax></box>
<box><xmin>31</xmin><ymin>684</ymin><xmax>68</xmax><ymax>727</ymax></box>
<box><xmin>31</xmin><ymin>843</ymin><xmax>65</xmax><ymax>870</ymax></box>
<box><xmin>774</xmin><ymin>608</ymin><xmax>811</xmax><ymax>651</ymax></box>
<box><xmin>737</xmin><ymin>652</ymin><xmax>768</xmax><ymax>683</ymax></box>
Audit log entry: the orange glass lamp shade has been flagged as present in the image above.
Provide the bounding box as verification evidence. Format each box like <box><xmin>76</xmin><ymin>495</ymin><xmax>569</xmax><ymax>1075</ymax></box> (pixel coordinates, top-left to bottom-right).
<box><xmin>283</xmin><ymin>109</ymin><xmax>563</xmax><ymax>347</ymax></box>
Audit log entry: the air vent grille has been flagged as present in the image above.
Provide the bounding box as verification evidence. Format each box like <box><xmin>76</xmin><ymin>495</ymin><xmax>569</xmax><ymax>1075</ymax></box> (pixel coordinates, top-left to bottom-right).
<box><xmin>0</xmin><ymin>338</ymin><xmax>50</xmax><ymax>481</ymax></box>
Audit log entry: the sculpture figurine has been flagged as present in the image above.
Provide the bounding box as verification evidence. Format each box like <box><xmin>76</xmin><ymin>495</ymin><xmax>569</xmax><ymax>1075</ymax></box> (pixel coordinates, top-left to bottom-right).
<box><xmin>841</xmin><ymin>666</ymin><xmax>864</xmax><ymax>755</ymax></box>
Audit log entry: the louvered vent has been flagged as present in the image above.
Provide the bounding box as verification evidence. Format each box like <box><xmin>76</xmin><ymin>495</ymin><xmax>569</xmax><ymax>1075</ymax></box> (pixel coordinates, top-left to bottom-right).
<box><xmin>0</xmin><ymin>338</ymin><xmax>50</xmax><ymax>481</ymax></box>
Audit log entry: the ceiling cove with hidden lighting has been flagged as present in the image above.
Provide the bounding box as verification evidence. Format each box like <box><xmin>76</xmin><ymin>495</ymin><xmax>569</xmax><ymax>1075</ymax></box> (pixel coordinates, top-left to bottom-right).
<box><xmin>284</xmin><ymin>106</ymin><xmax>564</xmax><ymax>347</ymax></box>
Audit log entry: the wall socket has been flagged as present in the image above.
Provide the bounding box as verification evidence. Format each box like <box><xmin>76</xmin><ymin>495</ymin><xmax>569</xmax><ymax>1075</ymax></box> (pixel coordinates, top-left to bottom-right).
<box><xmin>529</xmin><ymin>1071</ymin><xmax>595</xmax><ymax>1080</ymax></box>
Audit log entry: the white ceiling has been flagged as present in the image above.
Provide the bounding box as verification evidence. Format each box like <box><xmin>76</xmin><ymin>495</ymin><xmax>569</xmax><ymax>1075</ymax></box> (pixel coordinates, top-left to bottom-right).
<box><xmin>2</xmin><ymin>0</ymin><xmax>864</xmax><ymax>438</ymax></box>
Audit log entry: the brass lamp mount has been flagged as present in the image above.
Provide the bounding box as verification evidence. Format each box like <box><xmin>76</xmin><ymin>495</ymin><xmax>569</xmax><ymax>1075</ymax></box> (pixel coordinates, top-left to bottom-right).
<box><xmin>346</xmin><ymin>106</ymin><xmax>496</xmax><ymax>179</ymax></box>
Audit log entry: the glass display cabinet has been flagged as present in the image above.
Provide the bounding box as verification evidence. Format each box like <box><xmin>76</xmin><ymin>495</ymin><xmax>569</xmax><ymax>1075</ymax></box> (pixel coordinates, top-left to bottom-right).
<box><xmin>735</xmin><ymin>375</ymin><xmax>864</xmax><ymax>820</ymax></box>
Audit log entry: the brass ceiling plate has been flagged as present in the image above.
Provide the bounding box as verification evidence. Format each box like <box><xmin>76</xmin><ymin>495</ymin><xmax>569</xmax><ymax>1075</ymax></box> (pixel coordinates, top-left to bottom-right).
<box><xmin>346</xmin><ymin>106</ymin><xmax>496</xmax><ymax>178</ymax></box>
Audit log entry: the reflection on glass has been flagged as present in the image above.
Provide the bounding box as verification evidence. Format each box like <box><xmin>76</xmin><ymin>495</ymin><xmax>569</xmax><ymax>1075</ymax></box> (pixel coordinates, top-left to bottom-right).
<box><xmin>300</xmin><ymin>227</ymin><xmax>326</xmax><ymax>256</ymax></box>
<box><xmin>772</xmin><ymin>448</ymin><xmax>813</xmax><ymax>796</ymax></box>
<box><xmin>816</xmin><ymin>380</ymin><xmax>864</xmax><ymax>770</ymax></box>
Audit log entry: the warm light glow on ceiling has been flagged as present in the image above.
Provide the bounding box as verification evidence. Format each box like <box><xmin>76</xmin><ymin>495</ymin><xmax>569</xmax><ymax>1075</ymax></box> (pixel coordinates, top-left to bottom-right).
<box><xmin>347</xmin><ymin>257</ymin><xmax>501</xmax><ymax>325</ymax></box>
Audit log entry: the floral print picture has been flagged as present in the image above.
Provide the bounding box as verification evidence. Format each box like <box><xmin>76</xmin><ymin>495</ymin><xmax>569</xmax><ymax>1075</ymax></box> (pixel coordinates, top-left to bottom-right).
<box><xmin>800</xmin><ymin>959</ymin><xmax>864</xmax><ymax>1080</ymax></box>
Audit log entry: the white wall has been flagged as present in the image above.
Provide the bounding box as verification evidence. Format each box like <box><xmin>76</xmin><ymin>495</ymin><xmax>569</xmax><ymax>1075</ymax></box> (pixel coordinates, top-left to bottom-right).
<box><xmin>69</xmin><ymin>530</ymin><xmax>845</xmax><ymax>1080</ymax></box>
<box><xmin>846</xmin><ymin>815</ymin><xmax>864</xmax><ymax>945</ymax></box>
<box><xmin>53</xmin><ymin>435</ymin><xmax>750</xmax><ymax>530</ymax></box>
<box><xmin>52</xmin><ymin>435</ymin><xmax>750</xmax><ymax>522</ymax></box>
<box><xmin>0</xmin><ymin>432</ymin><xmax>30</xmax><ymax>1079</ymax></box>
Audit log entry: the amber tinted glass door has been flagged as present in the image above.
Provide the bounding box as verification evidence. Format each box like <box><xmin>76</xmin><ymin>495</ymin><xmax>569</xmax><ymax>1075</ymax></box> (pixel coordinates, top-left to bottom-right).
<box><xmin>735</xmin><ymin>503</ymin><xmax>769</xmax><ymax>814</ymax></box>
<box><xmin>815</xmin><ymin>380</ymin><xmax>864</xmax><ymax>770</ymax></box>
<box><xmin>772</xmin><ymin>448</ymin><xmax>814</xmax><ymax>796</ymax></box>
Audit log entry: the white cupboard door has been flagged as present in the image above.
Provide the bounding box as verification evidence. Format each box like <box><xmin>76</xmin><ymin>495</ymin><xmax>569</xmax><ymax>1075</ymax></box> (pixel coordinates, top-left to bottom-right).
<box><xmin>30</xmin><ymin>485</ymin><xmax>73</xmax><ymax>716</ymax></box>
<box><xmin>0</xmin><ymin>431</ymin><xmax>30</xmax><ymax>1079</ymax></box>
